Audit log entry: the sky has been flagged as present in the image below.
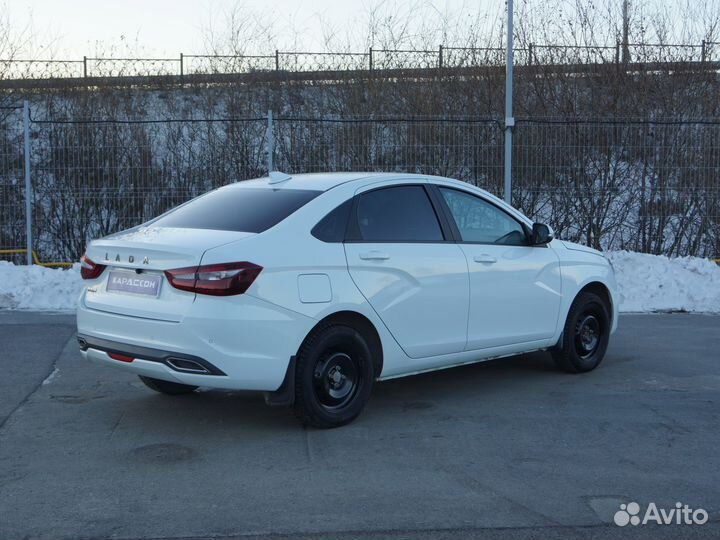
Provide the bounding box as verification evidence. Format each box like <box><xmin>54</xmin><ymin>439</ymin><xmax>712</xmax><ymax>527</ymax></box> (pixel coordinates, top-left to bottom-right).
<box><xmin>8</xmin><ymin>0</ymin><xmax>496</xmax><ymax>59</ymax></box>
<box><xmin>5</xmin><ymin>0</ymin><xmax>716</xmax><ymax>60</ymax></box>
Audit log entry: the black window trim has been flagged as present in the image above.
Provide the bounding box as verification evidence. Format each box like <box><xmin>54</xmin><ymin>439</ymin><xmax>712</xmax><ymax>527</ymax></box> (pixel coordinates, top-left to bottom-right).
<box><xmin>429</xmin><ymin>184</ymin><xmax>533</xmax><ymax>246</ymax></box>
<box><xmin>311</xmin><ymin>198</ymin><xmax>354</xmax><ymax>243</ymax></box>
<box><xmin>344</xmin><ymin>183</ymin><xmax>455</xmax><ymax>244</ymax></box>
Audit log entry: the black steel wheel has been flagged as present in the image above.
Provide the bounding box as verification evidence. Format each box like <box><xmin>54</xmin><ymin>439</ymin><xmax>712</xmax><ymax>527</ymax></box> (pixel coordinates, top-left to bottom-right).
<box><xmin>313</xmin><ymin>352</ymin><xmax>361</xmax><ymax>410</ymax></box>
<box><xmin>294</xmin><ymin>324</ymin><xmax>374</xmax><ymax>428</ymax></box>
<box><xmin>552</xmin><ymin>291</ymin><xmax>611</xmax><ymax>373</ymax></box>
<box><xmin>575</xmin><ymin>313</ymin><xmax>601</xmax><ymax>359</ymax></box>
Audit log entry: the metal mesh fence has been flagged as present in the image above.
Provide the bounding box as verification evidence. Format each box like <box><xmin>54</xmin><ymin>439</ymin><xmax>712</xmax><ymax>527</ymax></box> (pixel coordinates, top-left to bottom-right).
<box><xmin>29</xmin><ymin>117</ymin><xmax>267</xmax><ymax>261</ymax></box>
<box><xmin>0</xmin><ymin>106</ymin><xmax>26</xmax><ymax>262</ymax></box>
<box><xmin>512</xmin><ymin>120</ymin><xmax>720</xmax><ymax>257</ymax></box>
<box><xmin>273</xmin><ymin>118</ymin><xmax>503</xmax><ymax>189</ymax></box>
<box><xmin>1</xmin><ymin>112</ymin><xmax>718</xmax><ymax>262</ymax></box>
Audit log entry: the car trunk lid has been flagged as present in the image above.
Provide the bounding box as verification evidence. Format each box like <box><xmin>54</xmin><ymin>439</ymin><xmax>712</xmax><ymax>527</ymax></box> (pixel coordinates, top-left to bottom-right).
<box><xmin>83</xmin><ymin>227</ymin><xmax>255</xmax><ymax>321</ymax></box>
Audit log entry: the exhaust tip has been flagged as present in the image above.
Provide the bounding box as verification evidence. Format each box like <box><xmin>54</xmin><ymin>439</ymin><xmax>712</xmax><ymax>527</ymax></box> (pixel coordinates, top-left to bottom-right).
<box><xmin>77</xmin><ymin>336</ymin><xmax>88</xmax><ymax>350</ymax></box>
<box><xmin>166</xmin><ymin>357</ymin><xmax>211</xmax><ymax>374</ymax></box>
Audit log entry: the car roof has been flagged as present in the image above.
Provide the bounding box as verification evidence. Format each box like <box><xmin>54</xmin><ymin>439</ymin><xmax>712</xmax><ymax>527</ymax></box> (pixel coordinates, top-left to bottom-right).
<box><xmin>230</xmin><ymin>171</ymin><xmax>488</xmax><ymax>192</ymax></box>
<box><xmin>233</xmin><ymin>172</ymin><xmax>392</xmax><ymax>192</ymax></box>
<box><xmin>222</xmin><ymin>171</ymin><xmax>531</xmax><ymax>225</ymax></box>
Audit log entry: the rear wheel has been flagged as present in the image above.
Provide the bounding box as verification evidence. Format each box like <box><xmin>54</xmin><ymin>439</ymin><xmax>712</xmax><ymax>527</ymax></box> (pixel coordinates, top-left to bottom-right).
<box><xmin>294</xmin><ymin>325</ymin><xmax>374</xmax><ymax>428</ymax></box>
<box><xmin>138</xmin><ymin>375</ymin><xmax>198</xmax><ymax>395</ymax></box>
<box><xmin>552</xmin><ymin>291</ymin><xmax>610</xmax><ymax>373</ymax></box>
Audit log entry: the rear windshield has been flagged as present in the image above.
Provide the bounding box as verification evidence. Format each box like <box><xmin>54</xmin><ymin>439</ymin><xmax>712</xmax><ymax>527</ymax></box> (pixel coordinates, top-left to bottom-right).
<box><xmin>151</xmin><ymin>187</ymin><xmax>321</xmax><ymax>233</ymax></box>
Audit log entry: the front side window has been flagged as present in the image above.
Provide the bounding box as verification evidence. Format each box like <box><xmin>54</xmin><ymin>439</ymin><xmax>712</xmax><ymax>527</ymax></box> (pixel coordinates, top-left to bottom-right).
<box><xmin>151</xmin><ymin>187</ymin><xmax>321</xmax><ymax>233</ymax></box>
<box><xmin>353</xmin><ymin>186</ymin><xmax>444</xmax><ymax>242</ymax></box>
<box><xmin>439</xmin><ymin>188</ymin><xmax>528</xmax><ymax>245</ymax></box>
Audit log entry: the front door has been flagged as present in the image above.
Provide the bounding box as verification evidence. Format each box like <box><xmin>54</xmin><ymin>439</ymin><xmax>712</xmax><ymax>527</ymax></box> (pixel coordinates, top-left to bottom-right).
<box><xmin>436</xmin><ymin>186</ymin><xmax>562</xmax><ymax>350</ymax></box>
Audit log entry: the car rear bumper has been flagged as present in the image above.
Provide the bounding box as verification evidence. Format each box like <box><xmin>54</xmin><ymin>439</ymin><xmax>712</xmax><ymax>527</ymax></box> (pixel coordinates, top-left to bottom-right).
<box><xmin>78</xmin><ymin>334</ymin><xmax>227</xmax><ymax>373</ymax></box>
<box><xmin>76</xmin><ymin>290</ymin><xmax>316</xmax><ymax>391</ymax></box>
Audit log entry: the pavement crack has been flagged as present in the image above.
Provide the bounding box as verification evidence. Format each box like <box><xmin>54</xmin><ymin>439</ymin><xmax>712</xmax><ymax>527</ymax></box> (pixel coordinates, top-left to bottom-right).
<box><xmin>0</xmin><ymin>333</ymin><xmax>75</xmax><ymax>433</ymax></box>
<box><xmin>109</xmin><ymin>410</ymin><xmax>125</xmax><ymax>438</ymax></box>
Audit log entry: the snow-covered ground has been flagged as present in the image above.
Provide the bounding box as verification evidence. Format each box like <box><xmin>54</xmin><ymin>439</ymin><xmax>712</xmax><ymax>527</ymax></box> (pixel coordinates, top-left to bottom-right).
<box><xmin>0</xmin><ymin>262</ymin><xmax>83</xmax><ymax>311</ymax></box>
<box><xmin>0</xmin><ymin>252</ymin><xmax>718</xmax><ymax>313</ymax></box>
<box><xmin>605</xmin><ymin>251</ymin><xmax>720</xmax><ymax>314</ymax></box>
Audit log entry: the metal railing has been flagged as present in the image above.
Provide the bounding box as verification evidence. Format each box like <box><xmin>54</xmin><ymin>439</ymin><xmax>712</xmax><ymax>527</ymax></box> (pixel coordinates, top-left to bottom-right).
<box><xmin>0</xmin><ymin>41</ymin><xmax>718</xmax><ymax>80</ymax></box>
<box><xmin>1</xmin><ymin>106</ymin><xmax>718</xmax><ymax>263</ymax></box>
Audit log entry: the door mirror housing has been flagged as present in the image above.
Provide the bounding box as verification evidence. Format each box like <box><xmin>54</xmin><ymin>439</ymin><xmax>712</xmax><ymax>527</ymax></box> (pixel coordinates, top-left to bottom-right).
<box><xmin>531</xmin><ymin>223</ymin><xmax>554</xmax><ymax>245</ymax></box>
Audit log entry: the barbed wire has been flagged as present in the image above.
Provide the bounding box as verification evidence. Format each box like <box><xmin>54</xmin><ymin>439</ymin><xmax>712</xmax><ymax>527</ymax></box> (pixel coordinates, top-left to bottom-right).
<box><xmin>0</xmin><ymin>41</ymin><xmax>718</xmax><ymax>81</ymax></box>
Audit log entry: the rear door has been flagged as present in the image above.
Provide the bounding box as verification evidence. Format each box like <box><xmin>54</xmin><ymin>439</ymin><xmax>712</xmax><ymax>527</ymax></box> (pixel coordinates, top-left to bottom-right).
<box><xmin>434</xmin><ymin>186</ymin><xmax>562</xmax><ymax>350</ymax></box>
<box><xmin>344</xmin><ymin>184</ymin><xmax>469</xmax><ymax>358</ymax></box>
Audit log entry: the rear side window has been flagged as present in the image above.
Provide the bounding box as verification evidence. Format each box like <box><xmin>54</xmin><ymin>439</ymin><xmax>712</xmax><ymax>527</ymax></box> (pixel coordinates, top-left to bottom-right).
<box><xmin>312</xmin><ymin>199</ymin><xmax>353</xmax><ymax>242</ymax></box>
<box><xmin>151</xmin><ymin>187</ymin><xmax>321</xmax><ymax>233</ymax></box>
<box><xmin>350</xmin><ymin>186</ymin><xmax>444</xmax><ymax>242</ymax></box>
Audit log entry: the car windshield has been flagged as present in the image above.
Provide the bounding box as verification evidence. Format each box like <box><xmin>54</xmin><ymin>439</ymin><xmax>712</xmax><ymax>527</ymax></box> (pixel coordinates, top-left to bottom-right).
<box><xmin>151</xmin><ymin>187</ymin><xmax>321</xmax><ymax>233</ymax></box>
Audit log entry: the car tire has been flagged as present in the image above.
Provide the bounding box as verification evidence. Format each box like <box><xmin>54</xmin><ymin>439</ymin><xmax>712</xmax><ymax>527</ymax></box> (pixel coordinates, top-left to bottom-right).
<box><xmin>293</xmin><ymin>324</ymin><xmax>375</xmax><ymax>429</ymax></box>
<box><xmin>138</xmin><ymin>375</ymin><xmax>198</xmax><ymax>395</ymax></box>
<box><xmin>552</xmin><ymin>291</ymin><xmax>611</xmax><ymax>373</ymax></box>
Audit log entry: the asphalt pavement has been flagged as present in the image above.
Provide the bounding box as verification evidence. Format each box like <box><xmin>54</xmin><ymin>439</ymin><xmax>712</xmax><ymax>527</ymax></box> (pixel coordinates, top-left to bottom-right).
<box><xmin>0</xmin><ymin>311</ymin><xmax>718</xmax><ymax>540</ymax></box>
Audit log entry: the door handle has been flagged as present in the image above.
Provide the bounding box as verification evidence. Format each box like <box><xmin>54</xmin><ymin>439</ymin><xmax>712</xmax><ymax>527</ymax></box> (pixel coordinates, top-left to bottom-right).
<box><xmin>473</xmin><ymin>254</ymin><xmax>497</xmax><ymax>264</ymax></box>
<box><xmin>359</xmin><ymin>251</ymin><xmax>390</xmax><ymax>261</ymax></box>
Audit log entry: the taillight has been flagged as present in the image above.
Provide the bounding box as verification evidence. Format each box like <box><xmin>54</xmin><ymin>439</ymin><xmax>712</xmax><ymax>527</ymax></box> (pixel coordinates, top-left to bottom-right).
<box><xmin>165</xmin><ymin>262</ymin><xmax>262</xmax><ymax>296</ymax></box>
<box><xmin>108</xmin><ymin>352</ymin><xmax>134</xmax><ymax>363</ymax></box>
<box><xmin>80</xmin><ymin>254</ymin><xmax>106</xmax><ymax>280</ymax></box>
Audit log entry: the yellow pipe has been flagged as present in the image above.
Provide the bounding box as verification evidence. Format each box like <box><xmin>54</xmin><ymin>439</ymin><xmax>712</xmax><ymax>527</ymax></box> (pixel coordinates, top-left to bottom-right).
<box><xmin>0</xmin><ymin>249</ymin><xmax>74</xmax><ymax>268</ymax></box>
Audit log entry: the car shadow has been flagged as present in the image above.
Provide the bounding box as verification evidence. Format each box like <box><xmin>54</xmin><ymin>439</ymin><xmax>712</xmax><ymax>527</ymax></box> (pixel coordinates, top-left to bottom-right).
<box><xmin>119</xmin><ymin>350</ymin><xmax>564</xmax><ymax>432</ymax></box>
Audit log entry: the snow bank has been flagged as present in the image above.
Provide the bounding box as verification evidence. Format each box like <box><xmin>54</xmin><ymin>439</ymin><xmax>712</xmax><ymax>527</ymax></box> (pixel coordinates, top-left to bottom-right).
<box><xmin>0</xmin><ymin>261</ymin><xmax>83</xmax><ymax>310</ymax></box>
<box><xmin>0</xmin><ymin>252</ymin><xmax>718</xmax><ymax>313</ymax></box>
<box><xmin>606</xmin><ymin>251</ymin><xmax>720</xmax><ymax>313</ymax></box>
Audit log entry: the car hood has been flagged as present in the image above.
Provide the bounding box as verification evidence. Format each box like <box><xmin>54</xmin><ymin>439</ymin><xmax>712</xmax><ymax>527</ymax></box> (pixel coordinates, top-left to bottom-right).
<box><xmin>560</xmin><ymin>240</ymin><xmax>605</xmax><ymax>258</ymax></box>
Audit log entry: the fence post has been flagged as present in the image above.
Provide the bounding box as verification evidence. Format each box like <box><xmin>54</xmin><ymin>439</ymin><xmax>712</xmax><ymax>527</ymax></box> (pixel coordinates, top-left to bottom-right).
<box><xmin>275</xmin><ymin>50</ymin><xmax>280</xmax><ymax>71</ymax></box>
<box><xmin>83</xmin><ymin>55</ymin><xmax>87</xmax><ymax>78</ymax></box>
<box><xmin>438</xmin><ymin>45</ymin><xmax>443</xmax><ymax>69</ymax></box>
<box><xmin>701</xmin><ymin>40</ymin><xmax>706</xmax><ymax>62</ymax></box>
<box><xmin>180</xmin><ymin>53</ymin><xmax>184</xmax><ymax>76</ymax></box>
<box><xmin>503</xmin><ymin>0</ymin><xmax>514</xmax><ymax>204</ymax></box>
<box><xmin>266</xmin><ymin>110</ymin><xmax>274</xmax><ymax>173</ymax></box>
<box><xmin>615</xmin><ymin>40</ymin><xmax>621</xmax><ymax>64</ymax></box>
<box><xmin>369</xmin><ymin>47</ymin><xmax>373</xmax><ymax>71</ymax></box>
<box><xmin>22</xmin><ymin>101</ymin><xmax>33</xmax><ymax>266</ymax></box>
<box><xmin>528</xmin><ymin>43</ymin><xmax>533</xmax><ymax>65</ymax></box>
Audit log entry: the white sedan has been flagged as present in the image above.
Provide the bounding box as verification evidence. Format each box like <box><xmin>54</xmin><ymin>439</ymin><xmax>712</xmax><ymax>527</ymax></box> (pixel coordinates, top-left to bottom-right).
<box><xmin>77</xmin><ymin>172</ymin><xmax>618</xmax><ymax>428</ymax></box>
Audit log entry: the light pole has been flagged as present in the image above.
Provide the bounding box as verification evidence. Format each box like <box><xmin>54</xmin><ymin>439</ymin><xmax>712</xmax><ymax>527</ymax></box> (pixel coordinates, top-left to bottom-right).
<box><xmin>622</xmin><ymin>0</ymin><xmax>630</xmax><ymax>63</ymax></box>
<box><xmin>503</xmin><ymin>0</ymin><xmax>514</xmax><ymax>204</ymax></box>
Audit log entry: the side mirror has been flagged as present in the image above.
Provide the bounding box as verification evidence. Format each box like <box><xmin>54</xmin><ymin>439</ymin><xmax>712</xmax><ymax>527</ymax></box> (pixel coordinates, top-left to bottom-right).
<box><xmin>531</xmin><ymin>223</ymin><xmax>554</xmax><ymax>245</ymax></box>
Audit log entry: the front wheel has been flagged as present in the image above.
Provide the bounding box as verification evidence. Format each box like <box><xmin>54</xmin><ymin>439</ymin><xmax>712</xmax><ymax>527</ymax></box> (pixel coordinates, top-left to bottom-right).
<box><xmin>552</xmin><ymin>291</ymin><xmax>611</xmax><ymax>373</ymax></box>
<box><xmin>294</xmin><ymin>325</ymin><xmax>374</xmax><ymax>429</ymax></box>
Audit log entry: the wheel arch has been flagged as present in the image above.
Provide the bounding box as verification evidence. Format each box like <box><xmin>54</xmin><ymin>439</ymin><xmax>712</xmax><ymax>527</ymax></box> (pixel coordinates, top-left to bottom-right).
<box><xmin>577</xmin><ymin>281</ymin><xmax>614</xmax><ymax>324</ymax></box>
<box><xmin>297</xmin><ymin>310</ymin><xmax>384</xmax><ymax>378</ymax></box>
